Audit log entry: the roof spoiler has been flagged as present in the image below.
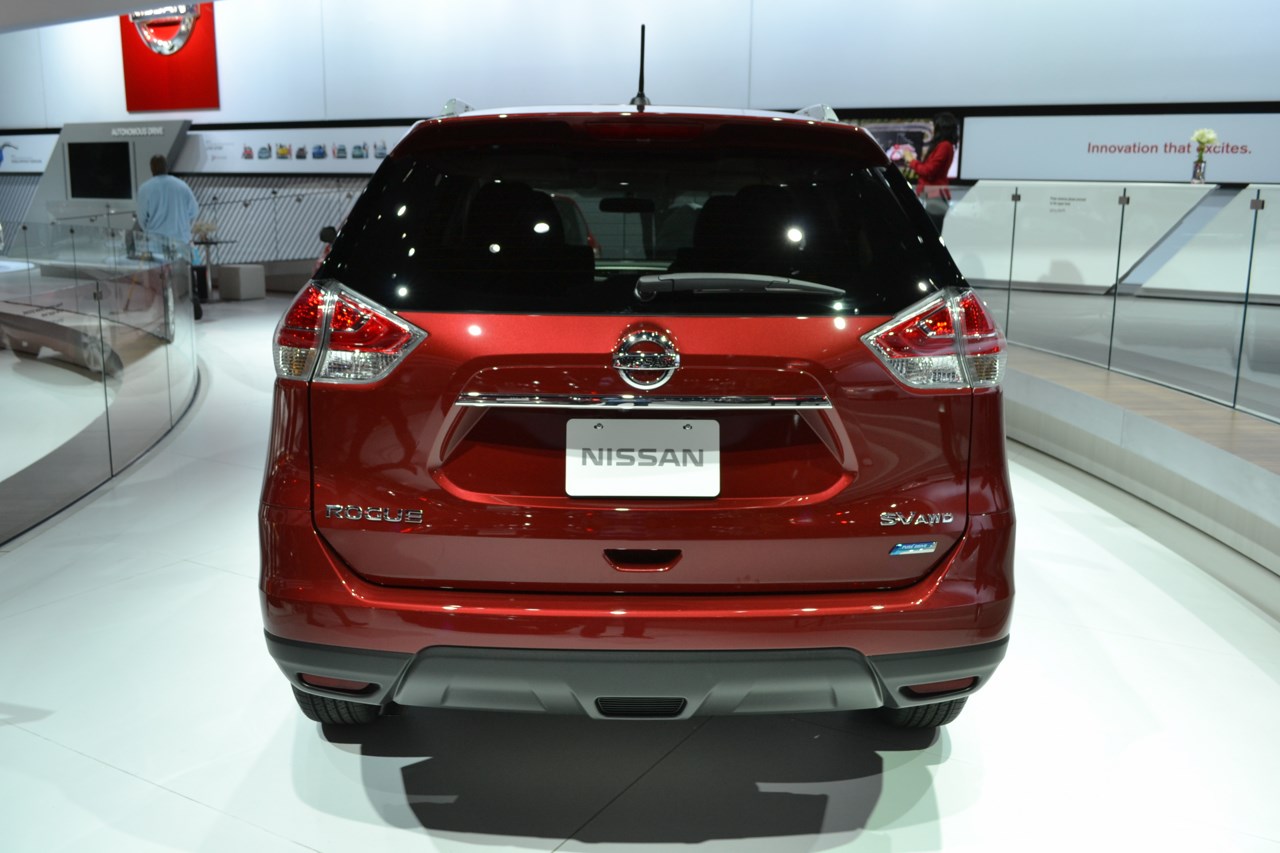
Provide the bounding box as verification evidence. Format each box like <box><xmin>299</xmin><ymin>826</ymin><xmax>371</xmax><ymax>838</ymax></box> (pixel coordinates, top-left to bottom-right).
<box><xmin>439</xmin><ymin>98</ymin><xmax>474</xmax><ymax>118</ymax></box>
<box><xmin>794</xmin><ymin>104</ymin><xmax>839</xmax><ymax>122</ymax></box>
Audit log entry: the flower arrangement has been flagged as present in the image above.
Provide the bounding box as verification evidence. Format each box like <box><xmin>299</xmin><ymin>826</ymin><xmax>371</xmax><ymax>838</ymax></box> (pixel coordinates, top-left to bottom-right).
<box><xmin>191</xmin><ymin>220</ymin><xmax>217</xmax><ymax>240</ymax></box>
<box><xmin>1189</xmin><ymin>128</ymin><xmax>1217</xmax><ymax>183</ymax></box>
<box><xmin>1191</xmin><ymin>128</ymin><xmax>1218</xmax><ymax>162</ymax></box>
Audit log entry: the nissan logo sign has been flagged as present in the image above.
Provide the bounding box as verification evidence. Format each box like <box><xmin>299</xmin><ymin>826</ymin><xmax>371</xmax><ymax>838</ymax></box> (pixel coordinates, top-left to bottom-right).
<box><xmin>613</xmin><ymin>330</ymin><xmax>679</xmax><ymax>390</ymax></box>
<box><xmin>130</xmin><ymin>5</ymin><xmax>201</xmax><ymax>55</ymax></box>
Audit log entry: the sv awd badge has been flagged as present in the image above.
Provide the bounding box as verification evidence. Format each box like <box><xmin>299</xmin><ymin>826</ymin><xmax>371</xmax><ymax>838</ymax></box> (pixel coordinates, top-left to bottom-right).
<box><xmin>880</xmin><ymin>511</ymin><xmax>955</xmax><ymax>527</ymax></box>
<box><xmin>325</xmin><ymin>504</ymin><xmax>423</xmax><ymax>524</ymax></box>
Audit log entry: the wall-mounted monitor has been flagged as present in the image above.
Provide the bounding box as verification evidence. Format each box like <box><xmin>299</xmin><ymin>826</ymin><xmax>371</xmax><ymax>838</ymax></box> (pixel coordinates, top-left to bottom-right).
<box><xmin>67</xmin><ymin>141</ymin><xmax>134</xmax><ymax>200</ymax></box>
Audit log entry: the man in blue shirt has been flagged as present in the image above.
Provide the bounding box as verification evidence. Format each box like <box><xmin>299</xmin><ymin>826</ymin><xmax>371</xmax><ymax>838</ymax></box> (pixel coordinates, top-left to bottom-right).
<box><xmin>136</xmin><ymin>154</ymin><xmax>201</xmax><ymax>316</ymax></box>
<box><xmin>137</xmin><ymin>154</ymin><xmax>198</xmax><ymax>245</ymax></box>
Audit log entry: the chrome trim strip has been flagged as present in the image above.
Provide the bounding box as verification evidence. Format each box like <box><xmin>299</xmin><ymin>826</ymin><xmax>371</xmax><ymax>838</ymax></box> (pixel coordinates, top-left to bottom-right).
<box><xmin>456</xmin><ymin>393</ymin><xmax>832</xmax><ymax>410</ymax></box>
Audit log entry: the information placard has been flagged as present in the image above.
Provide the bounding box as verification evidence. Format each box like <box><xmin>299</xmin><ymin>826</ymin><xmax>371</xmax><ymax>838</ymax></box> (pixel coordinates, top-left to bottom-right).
<box><xmin>172</xmin><ymin>126</ymin><xmax>412</xmax><ymax>175</ymax></box>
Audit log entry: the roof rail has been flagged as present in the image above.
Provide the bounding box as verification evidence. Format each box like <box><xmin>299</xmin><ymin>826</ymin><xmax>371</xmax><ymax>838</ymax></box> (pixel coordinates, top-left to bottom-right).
<box><xmin>794</xmin><ymin>104</ymin><xmax>839</xmax><ymax>122</ymax></box>
<box><xmin>439</xmin><ymin>98</ymin><xmax>474</xmax><ymax>118</ymax></box>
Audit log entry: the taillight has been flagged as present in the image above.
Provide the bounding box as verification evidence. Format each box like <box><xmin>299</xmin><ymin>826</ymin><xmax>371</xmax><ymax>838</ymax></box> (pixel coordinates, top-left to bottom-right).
<box><xmin>274</xmin><ymin>283</ymin><xmax>326</xmax><ymax>378</ymax></box>
<box><xmin>862</xmin><ymin>289</ymin><xmax>1006</xmax><ymax>390</ymax></box>
<box><xmin>273</xmin><ymin>280</ymin><xmax>426</xmax><ymax>383</ymax></box>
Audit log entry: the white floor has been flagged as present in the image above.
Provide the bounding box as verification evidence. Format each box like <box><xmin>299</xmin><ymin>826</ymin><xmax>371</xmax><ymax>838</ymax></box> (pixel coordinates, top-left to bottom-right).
<box><xmin>0</xmin><ymin>347</ymin><xmax>112</xmax><ymax>482</ymax></box>
<box><xmin>1</xmin><ymin>294</ymin><xmax>1278</xmax><ymax>853</ymax></box>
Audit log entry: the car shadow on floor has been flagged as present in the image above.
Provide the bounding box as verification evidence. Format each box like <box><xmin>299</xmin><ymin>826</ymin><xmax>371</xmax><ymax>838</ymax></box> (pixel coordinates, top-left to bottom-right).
<box><xmin>318</xmin><ymin>707</ymin><xmax>946</xmax><ymax>846</ymax></box>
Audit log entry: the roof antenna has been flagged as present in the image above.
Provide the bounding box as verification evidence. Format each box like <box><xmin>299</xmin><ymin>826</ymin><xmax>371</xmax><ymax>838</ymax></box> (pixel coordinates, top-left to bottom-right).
<box><xmin>629</xmin><ymin>25</ymin><xmax>650</xmax><ymax>111</ymax></box>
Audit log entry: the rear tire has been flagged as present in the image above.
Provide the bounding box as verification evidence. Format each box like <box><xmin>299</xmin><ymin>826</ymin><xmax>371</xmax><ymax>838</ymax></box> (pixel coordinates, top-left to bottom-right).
<box><xmin>291</xmin><ymin>686</ymin><xmax>381</xmax><ymax>725</ymax></box>
<box><xmin>880</xmin><ymin>697</ymin><xmax>967</xmax><ymax>728</ymax></box>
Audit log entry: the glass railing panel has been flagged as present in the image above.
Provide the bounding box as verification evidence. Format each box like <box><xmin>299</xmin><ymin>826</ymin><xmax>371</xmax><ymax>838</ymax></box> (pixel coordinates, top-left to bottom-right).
<box><xmin>1004</xmin><ymin>182</ymin><xmax>1126</xmax><ymax>366</ymax></box>
<box><xmin>940</xmin><ymin>180</ymin><xmax>1016</xmax><ymax>326</ymax></box>
<box><xmin>1110</xmin><ymin>187</ymin><xmax>1254</xmax><ymax>404</ymax></box>
<box><xmin>17</xmin><ymin>222</ymin><xmax>99</xmax><ymax>316</ymax></box>
<box><xmin>166</xmin><ymin>249</ymin><xmax>199</xmax><ymax>427</ymax></box>
<box><xmin>0</xmin><ymin>221</ymin><xmax>39</xmax><ymax>304</ymax></box>
<box><xmin>93</xmin><ymin>233</ymin><xmax>193</xmax><ymax>471</ymax></box>
<box><xmin>0</xmin><ymin>221</ymin><xmax>112</xmax><ymax>544</ymax></box>
<box><xmin>1114</xmin><ymin>184</ymin><xmax>1217</xmax><ymax>281</ymax></box>
<box><xmin>1235</xmin><ymin>185</ymin><xmax>1280</xmax><ymax>421</ymax></box>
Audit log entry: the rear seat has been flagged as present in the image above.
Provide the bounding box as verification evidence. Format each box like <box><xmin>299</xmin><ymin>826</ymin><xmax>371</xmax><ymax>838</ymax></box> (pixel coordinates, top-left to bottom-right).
<box><xmin>463</xmin><ymin>181</ymin><xmax>594</xmax><ymax>287</ymax></box>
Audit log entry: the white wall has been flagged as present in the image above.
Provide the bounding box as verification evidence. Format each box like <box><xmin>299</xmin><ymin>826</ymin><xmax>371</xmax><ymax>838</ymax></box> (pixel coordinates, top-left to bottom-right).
<box><xmin>749</xmin><ymin>0</ymin><xmax>1280</xmax><ymax>108</ymax></box>
<box><xmin>1</xmin><ymin>0</ymin><xmax>1277</xmax><ymax>128</ymax></box>
<box><xmin>315</xmin><ymin>0</ymin><xmax>752</xmax><ymax>120</ymax></box>
<box><xmin>0</xmin><ymin>26</ymin><xmax>48</xmax><ymax>127</ymax></box>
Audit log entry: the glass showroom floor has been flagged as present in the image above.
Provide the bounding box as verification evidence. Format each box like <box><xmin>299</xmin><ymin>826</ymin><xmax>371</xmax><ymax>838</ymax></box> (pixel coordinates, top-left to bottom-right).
<box><xmin>1</xmin><ymin>295</ymin><xmax>1278</xmax><ymax>852</ymax></box>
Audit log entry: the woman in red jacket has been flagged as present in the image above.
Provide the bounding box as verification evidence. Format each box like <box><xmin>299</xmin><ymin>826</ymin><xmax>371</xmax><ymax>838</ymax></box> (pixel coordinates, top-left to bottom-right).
<box><xmin>902</xmin><ymin>112</ymin><xmax>959</xmax><ymax>231</ymax></box>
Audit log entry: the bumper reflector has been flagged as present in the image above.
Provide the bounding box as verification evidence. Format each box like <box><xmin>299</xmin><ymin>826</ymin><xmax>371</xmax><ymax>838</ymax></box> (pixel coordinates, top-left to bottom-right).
<box><xmin>300</xmin><ymin>674</ymin><xmax>375</xmax><ymax>694</ymax></box>
<box><xmin>902</xmin><ymin>677</ymin><xmax>978</xmax><ymax>698</ymax></box>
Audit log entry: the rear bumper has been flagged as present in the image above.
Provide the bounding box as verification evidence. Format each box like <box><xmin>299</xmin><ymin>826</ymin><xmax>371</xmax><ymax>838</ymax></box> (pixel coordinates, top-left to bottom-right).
<box><xmin>267</xmin><ymin>632</ymin><xmax>1008</xmax><ymax>719</ymax></box>
<box><xmin>261</xmin><ymin>504</ymin><xmax>1014</xmax><ymax>657</ymax></box>
<box><xmin>260</xmin><ymin>503</ymin><xmax>1014</xmax><ymax>715</ymax></box>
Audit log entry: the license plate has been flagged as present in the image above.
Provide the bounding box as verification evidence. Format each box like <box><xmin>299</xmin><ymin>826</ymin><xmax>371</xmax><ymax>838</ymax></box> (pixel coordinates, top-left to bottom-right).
<box><xmin>565</xmin><ymin>419</ymin><xmax>720</xmax><ymax>498</ymax></box>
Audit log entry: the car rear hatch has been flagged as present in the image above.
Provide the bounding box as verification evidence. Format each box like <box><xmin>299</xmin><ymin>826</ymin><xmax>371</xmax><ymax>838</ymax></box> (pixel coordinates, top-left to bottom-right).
<box><xmin>279</xmin><ymin>110</ymin><xmax>1005</xmax><ymax>595</ymax></box>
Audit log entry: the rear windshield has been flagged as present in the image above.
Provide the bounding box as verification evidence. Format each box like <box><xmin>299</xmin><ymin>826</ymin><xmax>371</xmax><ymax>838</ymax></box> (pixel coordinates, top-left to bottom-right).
<box><xmin>321</xmin><ymin>128</ymin><xmax>953</xmax><ymax>316</ymax></box>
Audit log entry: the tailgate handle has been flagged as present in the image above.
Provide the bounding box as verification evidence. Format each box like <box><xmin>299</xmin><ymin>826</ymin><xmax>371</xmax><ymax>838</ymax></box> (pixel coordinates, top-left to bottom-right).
<box><xmin>604</xmin><ymin>549</ymin><xmax>682</xmax><ymax>573</ymax></box>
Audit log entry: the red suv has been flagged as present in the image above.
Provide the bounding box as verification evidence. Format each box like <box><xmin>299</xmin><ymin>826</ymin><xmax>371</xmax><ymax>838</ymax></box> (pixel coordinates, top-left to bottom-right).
<box><xmin>260</xmin><ymin>104</ymin><xmax>1013</xmax><ymax>729</ymax></box>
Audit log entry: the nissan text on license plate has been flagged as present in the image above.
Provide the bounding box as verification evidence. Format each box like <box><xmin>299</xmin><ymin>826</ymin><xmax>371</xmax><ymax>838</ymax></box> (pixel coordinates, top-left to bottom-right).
<box><xmin>565</xmin><ymin>419</ymin><xmax>720</xmax><ymax>498</ymax></box>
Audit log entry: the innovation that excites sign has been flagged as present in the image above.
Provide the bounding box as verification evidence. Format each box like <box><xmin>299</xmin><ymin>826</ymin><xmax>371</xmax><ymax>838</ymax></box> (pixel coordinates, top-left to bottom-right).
<box><xmin>119</xmin><ymin>4</ymin><xmax>220</xmax><ymax>112</ymax></box>
<box><xmin>962</xmin><ymin>114</ymin><xmax>1280</xmax><ymax>183</ymax></box>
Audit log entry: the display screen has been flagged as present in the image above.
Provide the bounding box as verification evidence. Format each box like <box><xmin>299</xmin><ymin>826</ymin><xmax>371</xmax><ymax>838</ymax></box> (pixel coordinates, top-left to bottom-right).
<box><xmin>67</xmin><ymin>141</ymin><xmax>134</xmax><ymax>200</ymax></box>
